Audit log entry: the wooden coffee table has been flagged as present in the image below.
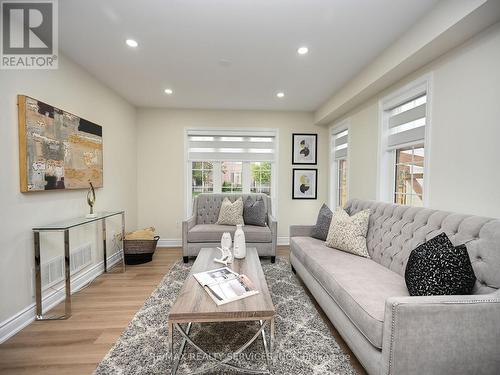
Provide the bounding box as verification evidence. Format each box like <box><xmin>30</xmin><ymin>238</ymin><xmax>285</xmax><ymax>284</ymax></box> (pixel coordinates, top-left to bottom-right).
<box><xmin>168</xmin><ymin>247</ymin><xmax>276</xmax><ymax>374</ymax></box>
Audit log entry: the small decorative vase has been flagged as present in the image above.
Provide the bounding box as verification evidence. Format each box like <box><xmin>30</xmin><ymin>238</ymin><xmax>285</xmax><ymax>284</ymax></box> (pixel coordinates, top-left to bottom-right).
<box><xmin>233</xmin><ymin>224</ymin><xmax>246</xmax><ymax>259</ymax></box>
<box><xmin>221</xmin><ymin>232</ymin><xmax>232</xmax><ymax>250</ymax></box>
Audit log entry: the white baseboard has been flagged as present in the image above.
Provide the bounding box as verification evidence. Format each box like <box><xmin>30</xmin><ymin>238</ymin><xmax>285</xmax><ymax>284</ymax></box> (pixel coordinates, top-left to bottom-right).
<box><xmin>0</xmin><ymin>250</ymin><xmax>123</xmax><ymax>344</ymax></box>
<box><xmin>157</xmin><ymin>239</ymin><xmax>182</xmax><ymax>247</ymax></box>
<box><xmin>158</xmin><ymin>238</ymin><xmax>290</xmax><ymax>247</ymax></box>
<box><xmin>278</xmin><ymin>236</ymin><xmax>290</xmax><ymax>246</ymax></box>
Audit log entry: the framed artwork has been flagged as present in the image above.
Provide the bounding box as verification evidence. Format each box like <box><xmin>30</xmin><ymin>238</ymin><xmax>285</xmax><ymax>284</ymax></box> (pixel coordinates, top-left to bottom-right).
<box><xmin>292</xmin><ymin>133</ymin><xmax>317</xmax><ymax>165</ymax></box>
<box><xmin>18</xmin><ymin>95</ymin><xmax>103</xmax><ymax>192</ymax></box>
<box><xmin>292</xmin><ymin>169</ymin><xmax>317</xmax><ymax>199</ymax></box>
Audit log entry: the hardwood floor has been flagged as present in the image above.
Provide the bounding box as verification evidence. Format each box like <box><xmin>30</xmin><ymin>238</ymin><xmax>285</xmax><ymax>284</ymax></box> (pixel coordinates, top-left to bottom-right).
<box><xmin>0</xmin><ymin>247</ymin><xmax>366</xmax><ymax>375</ymax></box>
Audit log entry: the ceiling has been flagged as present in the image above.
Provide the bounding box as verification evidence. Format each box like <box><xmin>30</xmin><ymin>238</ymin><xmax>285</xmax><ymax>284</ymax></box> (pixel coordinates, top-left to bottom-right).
<box><xmin>59</xmin><ymin>0</ymin><xmax>439</xmax><ymax>111</ymax></box>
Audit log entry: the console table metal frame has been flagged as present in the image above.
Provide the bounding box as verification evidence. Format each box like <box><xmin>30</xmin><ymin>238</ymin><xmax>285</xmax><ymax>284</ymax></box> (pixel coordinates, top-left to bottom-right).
<box><xmin>32</xmin><ymin>211</ymin><xmax>126</xmax><ymax>321</ymax></box>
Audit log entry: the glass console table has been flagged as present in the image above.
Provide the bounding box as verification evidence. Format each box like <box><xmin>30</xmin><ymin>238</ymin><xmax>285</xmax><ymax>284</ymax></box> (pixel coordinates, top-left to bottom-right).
<box><xmin>32</xmin><ymin>211</ymin><xmax>126</xmax><ymax>321</ymax></box>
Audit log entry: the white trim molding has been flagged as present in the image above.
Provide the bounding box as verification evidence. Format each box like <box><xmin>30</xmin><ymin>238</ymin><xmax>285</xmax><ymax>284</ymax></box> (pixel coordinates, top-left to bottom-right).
<box><xmin>184</xmin><ymin>127</ymin><xmax>279</xmax><ymax>218</ymax></box>
<box><xmin>158</xmin><ymin>238</ymin><xmax>290</xmax><ymax>247</ymax></box>
<box><xmin>157</xmin><ymin>238</ymin><xmax>182</xmax><ymax>248</ymax></box>
<box><xmin>0</xmin><ymin>250</ymin><xmax>123</xmax><ymax>344</ymax></box>
<box><xmin>329</xmin><ymin>119</ymin><xmax>351</xmax><ymax>209</ymax></box>
<box><xmin>277</xmin><ymin>236</ymin><xmax>289</xmax><ymax>246</ymax></box>
<box><xmin>377</xmin><ymin>73</ymin><xmax>433</xmax><ymax>206</ymax></box>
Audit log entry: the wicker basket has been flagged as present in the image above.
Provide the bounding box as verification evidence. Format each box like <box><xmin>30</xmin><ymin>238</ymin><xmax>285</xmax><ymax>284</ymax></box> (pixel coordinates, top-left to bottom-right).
<box><xmin>124</xmin><ymin>235</ymin><xmax>160</xmax><ymax>265</ymax></box>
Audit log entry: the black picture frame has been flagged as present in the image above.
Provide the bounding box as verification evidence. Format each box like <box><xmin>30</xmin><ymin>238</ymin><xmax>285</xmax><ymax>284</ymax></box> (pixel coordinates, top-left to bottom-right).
<box><xmin>292</xmin><ymin>169</ymin><xmax>318</xmax><ymax>199</ymax></box>
<box><xmin>292</xmin><ymin>133</ymin><xmax>317</xmax><ymax>165</ymax></box>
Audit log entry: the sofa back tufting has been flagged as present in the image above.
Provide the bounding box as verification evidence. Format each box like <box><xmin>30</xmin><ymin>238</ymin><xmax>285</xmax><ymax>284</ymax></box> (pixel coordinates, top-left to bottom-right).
<box><xmin>194</xmin><ymin>193</ymin><xmax>271</xmax><ymax>225</ymax></box>
<box><xmin>345</xmin><ymin>199</ymin><xmax>500</xmax><ymax>295</ymax></box>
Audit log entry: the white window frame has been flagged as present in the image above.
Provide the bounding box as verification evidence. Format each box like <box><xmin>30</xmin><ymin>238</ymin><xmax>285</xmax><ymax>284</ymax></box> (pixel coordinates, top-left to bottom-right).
<box><xmin>329</xmin><ymin>119</ymin><xmax>350</xmax><ymax>209</ymax></box>
<box><xmin>184</xmin><ymin>128</ymin><xmax>279</xmax><ymax>218</ymax></box>
<box><xmin>377</xmin><ymin>74</ymin><xmax>433</xmax><ymax>206</ymax></box>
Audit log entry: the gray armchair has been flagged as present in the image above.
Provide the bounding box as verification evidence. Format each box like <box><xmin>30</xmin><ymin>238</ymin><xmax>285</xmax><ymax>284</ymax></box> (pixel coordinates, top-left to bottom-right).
<box><xmin>182</xmin><ymin>193</ymin><xmax>277</xmax><ymax>263</ymax></box>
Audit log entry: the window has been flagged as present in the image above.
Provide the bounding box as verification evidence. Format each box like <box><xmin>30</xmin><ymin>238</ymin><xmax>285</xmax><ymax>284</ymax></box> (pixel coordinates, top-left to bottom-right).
<box><xmin>250</xmin><ymin>162</ymin><xmax>271</xmax><ymax>195</ymax></box>
<box><xmin>337</xmin><ymin>159</ymin><xmax>348</xmax><ymax>208</ymax></box>
<box><xmin>394</xmin><ymin>147</ymin><xmax>424</xmax><ymax>206</ymax></box>
<box><xmin>330</xmin><ymin>124</ymin><xmax>349</xmax><ymax>208</ymax></box>
<box><xmin>186</xmin><ymin>129</ymin><xmax>277</xmax><ymax>216</ymax></box>
<box><xmin>379</xmin><ymin>75</ymin><xmax>431</xmax><ymax>206</ymax></box>
<box><xmin>191</xmin><ymin>161</ymin><xmax>213</xmax><ymax>197</ymax></box>
<box><xmin>221</xmin><ymin>161</ymin><xmax>242</xmax><ymax>192</ymax></box>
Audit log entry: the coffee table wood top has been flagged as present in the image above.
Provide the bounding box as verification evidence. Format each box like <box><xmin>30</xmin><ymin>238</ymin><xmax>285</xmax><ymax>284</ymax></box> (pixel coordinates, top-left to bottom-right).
<box><xmin>169</xmin><ymin>248</ymin><xmax>275</xmax><ymax>323</ymax></box>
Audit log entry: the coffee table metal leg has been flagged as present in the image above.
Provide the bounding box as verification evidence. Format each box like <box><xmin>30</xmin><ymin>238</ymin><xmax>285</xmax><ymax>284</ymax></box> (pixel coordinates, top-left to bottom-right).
<box><xmin>259</xmin><ymin>320</ymin><xmax>271</xmax><ymax>370</ymax></box>
<box><xmin>173</xmin><ymin>321</ymin><xmax>271</xmax><ymax>374</ymax></box>
<box><xmin>172</xmin><ymin>322</ymin><xmax>192</xmax><ymax>375</ymax></box>
<box><xmin>168</xmin><ymin>322</ymin><xmax>173</xmax><ymax>359</ymax></box>
<box><xmin>270</xmin><ymin>317</ymin><xmax>275</xmax><ymax>353</ymax></box>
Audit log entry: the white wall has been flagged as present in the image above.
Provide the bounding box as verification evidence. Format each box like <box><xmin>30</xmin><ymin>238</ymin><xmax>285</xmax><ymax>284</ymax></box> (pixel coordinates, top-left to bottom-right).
<box><xmin>341</xmin><ymin>22</ymin><xmax>500</xmax><ymax>218</ymax></box>
<box><xmin>136</xmin><ymin>108</ymin><xmax>328</xmax><ymax>240</ymax></box>
<box><xmin>0</xmin><ymin>55</ymin><xmax>138</xmax><ymax>324</ymax></box>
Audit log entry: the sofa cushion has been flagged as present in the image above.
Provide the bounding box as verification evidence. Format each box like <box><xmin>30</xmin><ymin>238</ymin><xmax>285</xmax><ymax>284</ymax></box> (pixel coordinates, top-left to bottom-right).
<box><xmin>188</xmin><ymin>224</ymin><xmax>272</xmax><ymax>243</ymax></box>
<box><xmin>291</xmin><ymin>236</ymin><xmax>408</xmax><ymax>349</ymax></box>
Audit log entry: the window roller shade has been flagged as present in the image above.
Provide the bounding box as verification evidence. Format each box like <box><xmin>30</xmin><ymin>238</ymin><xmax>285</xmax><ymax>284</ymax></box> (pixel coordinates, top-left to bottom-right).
<box><xmin>388</xmin><ymin>103</ymin><xmax>426</xmax><ymax>128</ymax></box>
<box><xmin>187</xmin><ymin>130</ymin><xmax>276</xmax><ymax>162</ymax></box>
<box><xmin>386</xmin><ymin>95</ymin><xmax>426</xmax><ymax>149</ymax></box>
<box><xmin>332</xmin><ymin>129</ymin><xmax>348</xmax><ymax>160</ymax></box>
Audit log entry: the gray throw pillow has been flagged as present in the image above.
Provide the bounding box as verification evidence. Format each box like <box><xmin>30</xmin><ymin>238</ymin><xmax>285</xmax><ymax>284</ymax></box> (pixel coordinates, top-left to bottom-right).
<box><xmin>243</xmin><ymin>197</ymin><xmax>267</xmax><ymax>226</ymax></box>
<box><xmin>311</xmin><ymin>204</ymin><xmax>333</xmax><ymax>241</ymax></box>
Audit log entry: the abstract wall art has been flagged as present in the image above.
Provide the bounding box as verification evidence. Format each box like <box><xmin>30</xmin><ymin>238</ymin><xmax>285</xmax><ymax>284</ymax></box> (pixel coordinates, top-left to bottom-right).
<box><xmin>18</xmin><ymin>95</ymin><xmax>103</xmax><ymax>192</ymax></box>
<box><xmin>292</xmin><ymin>169</ymin><xmax>317</xmax><ymax>199</ymax></box>
<box><xmin>292</xmin><ymin>133</ymin><xmax>317</xmax><ymax>165</ymax></box>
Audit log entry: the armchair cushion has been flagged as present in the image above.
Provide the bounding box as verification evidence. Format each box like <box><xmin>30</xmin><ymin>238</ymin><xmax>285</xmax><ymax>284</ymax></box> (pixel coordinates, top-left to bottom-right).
<box><xmin>243</xmin><ymin>196</ymin><xmax>266</xmax><ymax>226</ymax></box>
<box><xmin>188</xmin><ymin>224</ymin><xmax>272</xmax><ymax>243</ymax></box>
<box><xmin>216</xmin><ymin>197</ymin><xmax>244</xmax><ymax>225</ymax></box>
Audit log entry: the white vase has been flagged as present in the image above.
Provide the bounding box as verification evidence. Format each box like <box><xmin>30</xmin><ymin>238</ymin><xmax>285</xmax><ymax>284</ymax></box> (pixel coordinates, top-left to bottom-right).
<box><xmin>221</xmin><ymin>232</ymin><xmax>232</xmax><ymax>250</ymax></box>
<box><xmin>233</xmin><ymin>224</ymin><xmax>246</xmax><ymax>259</ymax></box>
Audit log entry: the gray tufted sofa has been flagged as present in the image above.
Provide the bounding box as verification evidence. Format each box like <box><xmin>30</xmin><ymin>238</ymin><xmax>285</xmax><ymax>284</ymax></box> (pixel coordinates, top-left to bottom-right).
<box><xmin>290</xmin><ymin>199</ymin><xmax>500</xmax><ymax>375</ymax></box>
<box><xmin>182</xmin><ymin>193</ymin><xmax>277</xmax><ymax>263</ymax></box>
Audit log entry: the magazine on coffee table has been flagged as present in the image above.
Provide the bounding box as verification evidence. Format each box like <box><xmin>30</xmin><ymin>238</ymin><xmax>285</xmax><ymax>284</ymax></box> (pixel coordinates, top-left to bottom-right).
<box><xmin>193</xmin><ymin>267</ymin><xmax>259</xmax><ymax>306</ymax></box>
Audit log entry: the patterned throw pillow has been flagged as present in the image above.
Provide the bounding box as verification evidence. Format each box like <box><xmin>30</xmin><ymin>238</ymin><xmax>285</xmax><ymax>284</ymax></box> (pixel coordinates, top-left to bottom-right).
<box><xmin>216</xmin><ymin>197</ymin><xmax>244</xmax><ymax>226</ymax></box>
<box><xmin>243</xmin><ymin>197</ymin><xmax>266</xmax><ymax>226</ymax></box>
<box><xmin>311</xmin><ymin>204</ymin><xmax>333</xmax><ymax>241</ymax></box>
<box><xmin>325</xmin><ymin>208</ymin><xmax>371</xmax><ymax>258</ymax></box>
<box><xmin>405</xmin><ymin>232</ymin><xmax>476</xmax><ymax>296</ymax></box>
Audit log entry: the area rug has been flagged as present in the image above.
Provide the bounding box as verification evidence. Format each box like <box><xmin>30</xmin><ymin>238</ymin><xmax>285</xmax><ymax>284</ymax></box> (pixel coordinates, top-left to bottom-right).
<box><xmin>94</xmin><ymin>257</ymin><xmax>356</xmax><ymax>375</ymax></box>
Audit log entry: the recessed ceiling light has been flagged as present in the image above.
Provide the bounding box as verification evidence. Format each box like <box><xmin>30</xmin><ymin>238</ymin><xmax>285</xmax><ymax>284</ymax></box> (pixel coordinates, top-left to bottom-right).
<box><xmin>297</xmin><ymin>46</ymin><xmax>309</xmax><ymax>55</ymax></box>
<box><xmin>164</xmin><ymin>88</ymin><xmax>173</xmax><ymax>95</ymax></box>
<box><xmin>276</xmin><ymin>92</ymin><xmax>285</xmax><ymax>98</ymax></box>
<box><xmin>126</xmin><ymin>39</ymin><xmax>138</xmax><ymax>48</ymax></box>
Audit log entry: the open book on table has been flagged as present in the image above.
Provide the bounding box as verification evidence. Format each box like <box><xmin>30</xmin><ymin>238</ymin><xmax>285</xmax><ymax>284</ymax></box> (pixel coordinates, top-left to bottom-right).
<box><xmin>193</xmin><ymin>267</ymin><xmax>259</xmax><ymax>306</ymax></box>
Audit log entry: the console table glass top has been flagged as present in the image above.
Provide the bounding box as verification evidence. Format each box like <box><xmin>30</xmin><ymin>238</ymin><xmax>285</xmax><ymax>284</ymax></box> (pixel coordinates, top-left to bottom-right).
<box><xmin>33</xmin><ymin>210</ymin><xmax>126</xmax><ymax>321</ymax></box>
<box><xmin>33</xmin><ymin>211</ymin><xmax>125</xmax><ymax>231</ymax></box>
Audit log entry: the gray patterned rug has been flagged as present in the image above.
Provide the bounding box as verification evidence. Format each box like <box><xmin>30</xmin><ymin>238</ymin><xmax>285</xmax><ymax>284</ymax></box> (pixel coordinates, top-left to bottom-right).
<box><xmin>94</xmin><ymin>257</ymin><xmax>356</xmax><ymax>375</ymax></box>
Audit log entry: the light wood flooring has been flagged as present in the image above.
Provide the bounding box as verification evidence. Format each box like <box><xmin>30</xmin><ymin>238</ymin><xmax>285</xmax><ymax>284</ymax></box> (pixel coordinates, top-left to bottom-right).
<box><xmin>0</xmin><ymin>247</ymin><xmax>366</xmax><ymax>375</ymax></box>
